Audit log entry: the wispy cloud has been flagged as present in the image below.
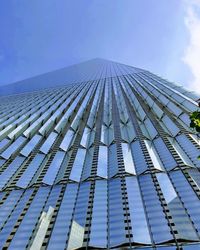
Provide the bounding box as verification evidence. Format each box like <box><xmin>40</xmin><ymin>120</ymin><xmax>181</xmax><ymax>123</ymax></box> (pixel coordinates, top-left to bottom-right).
<box><xmin>182</xmin><ymin>0</ymin><xmax>200</xmax><ymax>93</ymax></box>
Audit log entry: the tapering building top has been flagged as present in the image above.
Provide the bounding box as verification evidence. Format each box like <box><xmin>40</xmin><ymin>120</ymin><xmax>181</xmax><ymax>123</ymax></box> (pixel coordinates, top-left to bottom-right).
<box><xmin>0</xmin><ymin>58</ymin><xmax>144</xmax><ymax>95</ymax></box>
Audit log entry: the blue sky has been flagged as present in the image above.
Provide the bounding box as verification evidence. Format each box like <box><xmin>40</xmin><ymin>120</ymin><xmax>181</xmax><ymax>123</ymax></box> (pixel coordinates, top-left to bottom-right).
<box><xmin>0</xmin><ymin>0</ymin><xmax>200</xmax><ymax>92</ymax></box>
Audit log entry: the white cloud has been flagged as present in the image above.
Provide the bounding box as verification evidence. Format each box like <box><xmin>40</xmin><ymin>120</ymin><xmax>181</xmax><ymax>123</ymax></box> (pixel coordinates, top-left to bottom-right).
<box><xmin>182</xmin><ymin>0</ymin><xmax>200</xmax><ymax>93</ymax></box>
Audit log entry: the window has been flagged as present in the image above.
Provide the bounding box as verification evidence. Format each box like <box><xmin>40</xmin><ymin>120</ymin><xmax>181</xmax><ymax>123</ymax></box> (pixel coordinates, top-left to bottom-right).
<box><xmin>138</xmin><ymin>174</ymin><xmax>172</xmax><ymax>243</ymax></box>
<box><xmin>69</xmin><ymin>149</ymin><xmax>86</xmax><ymax>182</ymax></box>
<box><xmin>153</xmin><ymin>137</ymin><xmax>177</xmax><ymax>171</ymax></box>
<box><xmin>97</xmin><ymin>146</ymin><xmax>108</xmax><ymax>178</ymax></box>
<box><xmin>0</xmin><ymin>189</ymin><xmax>34</xmax><ymax>249</ymax></box>
<box><xmin>1</xmin><ymin>136</ymin><xmax>26</xmax><ymax>159</ymax></box>
<box><xmin>48</xmin><ymin>184</ymin><xmax>78</xmax><ymax>250</ymax></box>
<box><xmin>156</xmin><ymin>173</ymin><xmax>198</xmax><ymax>240</ymax></box>
<box><xmin>0</xmin><ymin>156</ymin><xmax>25</xmax><ymax>190</ymax></box>
<box><xmin>131</xmin><ymin>141</ymin><xmax>148</xmax><ymax>174</ymax></box>
<box><xmin>121</xmin><ymin>143</ymin><xmax>136</xmax><ymax>175</ymax></box>
<box><xmin>144</xmin><ymin>140</ymin><xmax>164</xmax><ymax>171</ymax></box>
<box><xmin>108</xmin><ymin>179</ymin><xmax>127</xmax><ymax>247</ymax></box>
<box><xmin>170</xmin><ymin>171</ymin><xmax>200</xmax><ymax>233</ymax></box>
<box><xmin>7</xmin><ymin>187</ymin><xmax>50</xmax><ymax>250</ymax></box>
<box><xmin>40</xmin><ymin>132</ymin><xmax>58</xmax><ymax>154</ymax></box>
<box><xmin>20</xmin><ymin>134</ymin><xmax>42</xmax><ymax>157</ymax></box>
<box><xmin>59</xmin><ymin>129</ymin><xmax>74</xmax><ymax>152</ymax></box>
<box><xmin>43</xmin><ymin>151</ymin><xmax>65</xmax><ymax>185</ymax></box>
<box><xmin>0</xmin><ymin>190</ymin><xmax>23</xmax><ymax>229</ymax></box>
<box><xmin>126</xmin><ymin>177</ymin><xmax>151</xmax><ymax>244</ymax></box>
<box><xmin>89</xmin><ymin>180</ymin><xmax>107</xmax><ymax>248</ymax></box>
<box><xmin>108</xmin><ymin>144</ymin><xmax>118</xmax><ymax>177</ymax></box>
<box><xmin>16</xmin><ymin>154</ymin><xmax>45</xmax><ymax>188</ymax></box>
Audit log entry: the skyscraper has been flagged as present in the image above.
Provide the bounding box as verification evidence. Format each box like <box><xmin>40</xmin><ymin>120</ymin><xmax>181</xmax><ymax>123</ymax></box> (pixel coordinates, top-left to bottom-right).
<box><xmin>0</xmin><ymin>58</ymin><xmax>200</xmax><ymax>250</ymax></box>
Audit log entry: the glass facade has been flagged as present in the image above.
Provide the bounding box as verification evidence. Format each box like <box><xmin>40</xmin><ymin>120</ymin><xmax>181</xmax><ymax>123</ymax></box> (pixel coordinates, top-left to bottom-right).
<box><xmin>0</xmin><ymin>58</ymin><xmax>200</xmax><ymax>249</ymax></box>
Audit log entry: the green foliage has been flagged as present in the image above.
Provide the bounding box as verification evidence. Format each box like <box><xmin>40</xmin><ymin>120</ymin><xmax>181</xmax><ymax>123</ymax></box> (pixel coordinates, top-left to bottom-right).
<box><xmin>190</xmin><ymin>107</ymin><xmax>200</xmax><ymax>159</ymax></box>
<box><xmin>190</xmin><ymin>111</ymin><xmax>200</xmax><ymax>132</ymax></box>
